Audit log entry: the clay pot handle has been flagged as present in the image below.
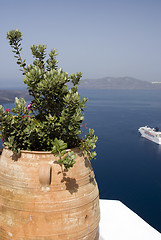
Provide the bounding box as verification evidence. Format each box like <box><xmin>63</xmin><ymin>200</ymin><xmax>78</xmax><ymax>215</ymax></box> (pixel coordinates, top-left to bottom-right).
<box><xmin>39</xmin><ymin>164</ymin><xmax>52</xmax><ymax>186</ymax></box>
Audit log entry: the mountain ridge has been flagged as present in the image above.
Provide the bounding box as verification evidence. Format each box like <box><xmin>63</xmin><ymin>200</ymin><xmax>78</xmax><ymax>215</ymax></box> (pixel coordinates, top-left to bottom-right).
<box><xmin>0</xmin><ymin>77</ymin><xmax>161</xmax><ymax>103</ymax></box>
<box><xmin>80</xmin><ymin>76</ymin><xmax>161</xmax><ymax>90</ymax></box>
<box><xmin>0</xmin><ymin>90</ymin><xmax>31</xmax><ymax>103</ymax></box>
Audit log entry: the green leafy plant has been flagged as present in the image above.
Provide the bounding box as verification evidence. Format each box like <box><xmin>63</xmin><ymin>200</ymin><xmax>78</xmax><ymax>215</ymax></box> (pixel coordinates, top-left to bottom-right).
<box><xmin>0</xmin><ymin>29</ymin><xmax>98</xmax><ymax>169</ymax></box>
<box><xmin>80</xmin><ymin>128</ymin><xmax>98</xmax><ymax>160</ymax></box>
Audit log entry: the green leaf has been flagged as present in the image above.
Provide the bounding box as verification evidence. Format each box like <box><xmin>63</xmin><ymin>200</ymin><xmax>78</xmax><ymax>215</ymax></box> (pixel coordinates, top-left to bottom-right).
<box><xmin>51</xmin><ymin>138</ymin><xmax>67</xmax><ymax>154</ymax></box>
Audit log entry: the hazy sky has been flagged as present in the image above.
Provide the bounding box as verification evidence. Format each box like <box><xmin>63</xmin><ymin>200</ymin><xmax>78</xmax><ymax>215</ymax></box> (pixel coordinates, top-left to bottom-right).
<box><xmin>0</xmin><ymin>0</ymin><xmax>161</xmax><ymax>88</ymax></box>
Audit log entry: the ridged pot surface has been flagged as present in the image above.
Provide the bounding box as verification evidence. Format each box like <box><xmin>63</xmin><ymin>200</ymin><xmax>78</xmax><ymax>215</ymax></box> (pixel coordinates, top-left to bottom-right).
<box><xmin>0</xmin><ymin>147</ymin><xmax>100</xmax><ymax>240</ymax></box>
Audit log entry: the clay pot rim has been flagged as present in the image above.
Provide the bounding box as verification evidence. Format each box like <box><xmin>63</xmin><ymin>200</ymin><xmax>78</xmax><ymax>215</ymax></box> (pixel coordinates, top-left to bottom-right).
<box><xmin>20</xmin><ymin>149</ymin><xmax>71</xmax><ymax>154</ymax></box>
<box><xmin>3</xmin><ymin>145</ymin><xmax>80</xmax><ymax>154</ymax></box>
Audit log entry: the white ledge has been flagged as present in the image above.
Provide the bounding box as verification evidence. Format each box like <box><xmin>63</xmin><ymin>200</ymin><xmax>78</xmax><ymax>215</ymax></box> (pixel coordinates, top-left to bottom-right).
<box><xmin>99</xmin><ymin>199</ymin><xmax>161</xmax><ymax>240</ymax></box>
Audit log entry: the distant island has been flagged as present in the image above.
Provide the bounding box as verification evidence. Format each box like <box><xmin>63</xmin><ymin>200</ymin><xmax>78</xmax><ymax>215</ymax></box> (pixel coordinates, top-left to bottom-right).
<box><xmin>0</xmin><ymin>90</ymin><xmax>31</xmax><ymax>104</ymax></box>
<box><xmin>79</xmin><ymin>76</ymin><xmax>161</xmax><ymax>90</ymax></box>
<box><xmin>0</xmin><ymin>77</ymin><xmax>161</xmax><ymax>103</ymax></box>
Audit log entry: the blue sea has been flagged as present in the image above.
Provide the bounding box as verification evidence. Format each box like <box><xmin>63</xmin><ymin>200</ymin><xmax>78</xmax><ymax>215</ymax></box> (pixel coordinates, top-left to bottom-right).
<box><xmin>1</xmin><ymin>89</ymin><xmax>161</xmax><ymax>232</ymax></box>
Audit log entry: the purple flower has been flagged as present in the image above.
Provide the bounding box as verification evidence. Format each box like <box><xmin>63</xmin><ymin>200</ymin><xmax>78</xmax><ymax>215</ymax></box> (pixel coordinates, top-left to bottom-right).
<box><xmin>22</xmin><ymin>115</ymin><xmax>30</xmax><ymax>119</ymax></box>
<box><xmin>27</xmin><ymin>103</ymin><xmax>33</xmax><ymax>110</ymax></box>
<box><xmin>0</xmin><ymin>134</ymin><xmax>4</xmax><ymax>142</ymax></box>
<box><xmin>5</xmin><ymin>108</ymin><xmax>10</xmax><ymax>113</ymax></box>
<box><xmin>80</xmin><ymin>123</ymin><xmax>88</xmax><ymax>129</ymax></box>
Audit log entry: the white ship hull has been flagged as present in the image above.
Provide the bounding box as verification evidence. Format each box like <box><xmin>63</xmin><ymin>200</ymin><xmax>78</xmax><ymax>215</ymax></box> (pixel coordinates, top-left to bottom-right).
<box><xmin>138</xmin><ymin>126</ymin><xmax>161</xmax><ymax>145</ymax></box>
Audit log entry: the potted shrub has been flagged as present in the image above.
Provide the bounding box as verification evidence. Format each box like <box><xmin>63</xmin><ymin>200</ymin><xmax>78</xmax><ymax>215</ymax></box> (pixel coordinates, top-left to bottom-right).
<box><xmin>0</xmin><ymin>29</ymin><xmax>100</xmax><ymax>240</ymax></box>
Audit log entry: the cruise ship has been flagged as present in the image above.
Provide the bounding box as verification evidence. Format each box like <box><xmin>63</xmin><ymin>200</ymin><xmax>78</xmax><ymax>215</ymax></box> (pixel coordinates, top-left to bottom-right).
<box><xmin>138</xmin><ymin>126</ymin><xmax>161</xmax><ymax>144</ymax></box>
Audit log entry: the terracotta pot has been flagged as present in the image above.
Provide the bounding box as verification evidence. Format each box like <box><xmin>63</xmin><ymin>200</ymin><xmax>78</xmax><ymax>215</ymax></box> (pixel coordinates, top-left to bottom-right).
<box><xmin>0</xmin><ymin>147</ymin><xmax>100</xmax><ymax>239</ymax></box>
